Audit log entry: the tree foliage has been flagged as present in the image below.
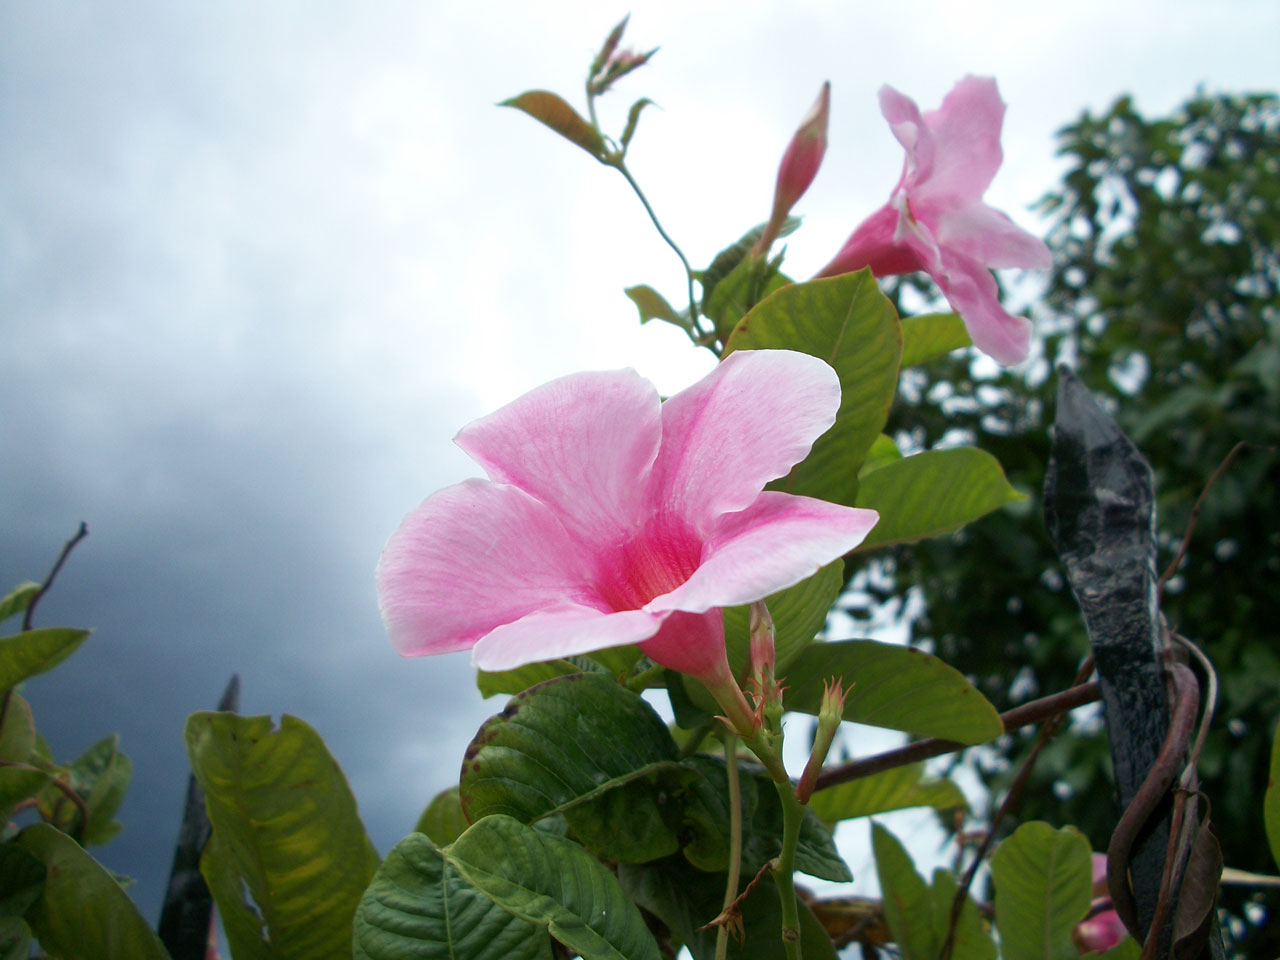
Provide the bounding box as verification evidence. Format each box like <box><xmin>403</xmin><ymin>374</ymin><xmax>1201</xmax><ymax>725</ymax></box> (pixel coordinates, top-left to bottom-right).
<box><xmin>871</xmin><ymin>89</ymin><xmax>1280</xmax><ymax>951</ymax></box>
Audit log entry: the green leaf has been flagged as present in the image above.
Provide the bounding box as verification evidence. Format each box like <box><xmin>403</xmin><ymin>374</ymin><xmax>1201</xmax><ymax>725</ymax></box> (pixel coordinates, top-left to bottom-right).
<box><xmin>447</xmin><ymin>814</ymin><xmax>662</xmax><ymax>960</ymax></box>
<box><xmin>809</xmin><ymin>762</ymin><xmax>967</xmax><ymax>823</ymax></box>
<box><xmin>0</xmin><ymin>584</ymin><xmax>38</xmax><ymax>625</ymax></box>
<box><xmin>872</xmin><ymin>823</ymin><xmax>938</xmax><ymax>960</ymax></box>
<box><xmin>619</xmin><ymin>854</ymin><xmax>838</xmax><ymax>960</ymax></box>
<box><xmin>929</xmin><ymin>868</ymin><xmax>996</xmax><ymax>960</ymax></box>
<box><xmin>0</xmin><ymin>696</ymin><xmax>52</xmax><ymax>816</ymax></box>
<box><xmin>624</xmin><ymin>284</ymin><xmax>684</xmax><ymax>327</ymax></box>
<box><xmin>859</xmin><ymin>433</ymin><xmax>903</xmax><ymax>477</ymax></box>
<box><xmin>415</xmin><ymin>786</ymin><xmax>468</xmax><ymax>846</ymax></box>
<box><xmin>1088</xmin><ymin>937</ymin><xmax>1141</xmax><ymax>959</ymax></box>
<box><xmin>699</xmin><ymin>218</ymin><xmax>798</xmax><ymax>310</ymax></box>
<box><xmin>0</xmin><ymin>842</ymin><xmax>45</xmax><ymax>919</ymax></box>
<box><xmin>14</xmin><ymin>823</ymin><xmax>171</xmax><ymax>959</ymax></box>
<box><xmin>0</xmin><ymin>627</ymin><xmax>91</xmax><ymax>691</ymax></box>
<box><xmin>476</xmin><ymin>658</ymin><xmax>581</xmax><ymax>698</ymax></box>
<box><xmin>353</xmin><ymin>831</ymin><xmax>550</xmax><ymax>960</ymax></box>
<box><xmin>0</xmin><ymin>917</ymin><xmax>32</xmax><ymax>960</ymax></box>
<box><xmin>785</xmin><ymin>640</ymin><xmax>1003</xmax><ymax>743</ymax></box>
<box><xmin>501</xmin><ymin>90</ymin><xmax>606</xmax><ymax>159</ymax></box>
<box><xmin>704</xmin><ymin>254</ymin><xmax>790</xmax><ymax>345</ymax></box>
<box><xmin>989</xmin><ymin>821</ymin><xmax>1092</xmax><ymax>960</ymax></box>
<box><xmin>900</xmin><ymin>312</ymin><xmax>972</xmax><ymax>367</ymax></box>
<box><xmin>1267</xmin><ymin>717</ymin><xmax>1280</xmax><ymax>869</ymax></box>
<box><xmin>723</xmin><ymin>561</ymin><xmax>844</xmax><ymax>675</ymax></box>
<box><xmin>185</xmin><ymin>712</ymin><xmax>379</xmax><ymax>960</ymax></box>
<box><xmin>461</xmin><ymin>674</ymin><xmax>679</xmax><ymax>825</ymax></box>
<box><xmin>726</xmin><ymin>271</ymin><xmax>902</xmax><ymax>506</ymax></box>
<box><xmin>37</xmin><ymin>734</ymin><xmax>131</xmax><ymax>846</ymax></box>
<box><xmin>620</xmin><ymin>97</ymin><xmax>655</xmax><ymax>150</ymax></box>
<box><xmin>0</xmin><ymin>694</ymin><xmax>36</xmax><ymax>763</ymax></box>
<box><xmin>853</xmin><ymin>448</ymin><xmax>1024</xmax><ymax>552</ymax></box>
<box><xmin>745</xmin><ymin>778</ymin><xmax>851</xmax><ymax>882</ymax></box>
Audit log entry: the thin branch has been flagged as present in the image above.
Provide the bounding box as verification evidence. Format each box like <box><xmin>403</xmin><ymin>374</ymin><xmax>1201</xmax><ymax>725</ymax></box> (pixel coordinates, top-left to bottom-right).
<box><xmin>1157</xmin><ymin>441</ymin><xmax>1252</xmax><ymax>597</ymax></box>
<box><xmin>22</xmin><ymin>522</ymin><xmax>89</xmax><ymax>632</ymax></box>
<box><xmin>813</xmin><ymin>680</ymin><xmax>1101</xmax><ymax>792</ymax></box>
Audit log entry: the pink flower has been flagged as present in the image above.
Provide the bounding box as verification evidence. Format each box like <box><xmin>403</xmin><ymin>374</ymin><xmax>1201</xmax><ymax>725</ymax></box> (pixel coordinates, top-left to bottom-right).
<box><xmin>377</xmin><ymin>350</ymin><xmax>878</xmax><ymax>726</ymax></box>
<box><xmin>1073</xmin><ymin>853</ymin><xmax>1128</xmax><ymax>953</ymax></box>
<box><xmin>757</xmin><ymin>82</ymin><xmax>831</xmax><ymax>255</ymax></box>
<box><xmin>815</xmin><ymin>76</ymin><xmax>1052</xmax><ymax>365</ymax></box>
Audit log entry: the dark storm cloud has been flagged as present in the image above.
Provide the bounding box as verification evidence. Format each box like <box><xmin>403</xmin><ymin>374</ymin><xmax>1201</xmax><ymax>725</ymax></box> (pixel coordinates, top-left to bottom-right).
<box><xmin>1</xmin><ymin>2</ymin><xmax>499</xmax><ymax>920</ymax></box>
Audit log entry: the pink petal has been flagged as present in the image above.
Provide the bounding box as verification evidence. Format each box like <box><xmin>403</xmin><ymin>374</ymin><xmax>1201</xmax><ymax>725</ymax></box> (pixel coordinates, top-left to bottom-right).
<box><xmin>472</xmin><ymin>602</ymin><xmax>665</xmax><ymax>671</ymax></box>
<box><xmin>455</xmin><ymin>368</ymin><xmax>661</xmax><ymax>551</ymax></box>
<box><xmin>648</xmin><ymin>351</ymin><xmax>842</xmax><ymax>534</ymax></box>
<box><xmin>637</xmin><ymin>608</ymin><xmax>731</xmax><ymax>679</ymax></box>
<box><xmin>932</xmin><ymin>201</ymin><xmax>1053</xmax><ymax>270</ymax></box>
<box><xmin>912</xmin><ymin>76</ymin><xmax>1006</xmax><ymax>209</ymax></box>
<box><xmin>814</xmin><ymin>203</ymin><xmax>927</xmax><ymax>279</ymax></box>
<box><xmin>377</xmin><ymin>479</ymin><xmax>593</xmax><ymax>657</ymax></box>
<box><xmin>647</xmin><ymin>492</ymin><xmax>878</xmax><ymax>614</ymax></box>
<box><xmin>932</xmin><ymin>251</ymin><xmax>1032</xmax><ymax>366</ymax></box>
<box><xmin>878</xmin><ymin>85</ymin><xmax>933</xmax><ymax>183</ymax></box>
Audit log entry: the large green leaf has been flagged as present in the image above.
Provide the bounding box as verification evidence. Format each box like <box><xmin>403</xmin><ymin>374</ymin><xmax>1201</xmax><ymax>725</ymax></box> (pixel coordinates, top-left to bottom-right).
<box><xmin>618</xmin><ymin>854</ymin><xmax>837</xmax><ymax>960</ymax></box>
<box><xmin>809</xmin><ymin>762</ymin><xmax>967</xmax><ymax>823</ymax></box>
<box><xmin>500</xmin><ymin>90</ymin><xmax>606</xmax><ymax>159</ymax></box>
<box><xmin>461</xmin><ymin>673</ymin><xmax>678</xmax><ymax>823</ymax></box>
<box><xmin>0</xmin><ymin>842</ymin><xmax>45</xmax><ymax>919</ymax></box>
<box><xmin>785</xmin><ymin>640</ymin><xmax>1003</xmax><ymax>743</ymax></box>
<box><xmin>353</xmin><ymin>831</ymin><xmax>550</xmax><ymax>960</ymax></box>
<box><xmin>725</xmin><ymin>271</ymin><xmax>902</xmax><ymax>506</ymax></box>
<box><xmin>853</xmin><ymin>448</ymin><xmax>1024</xmax><ymax>552</ymax></box>
<box><xmin>415</xmin><ymin>786</ymin><xmax>468</xmax><ymax>846</ymax></box>
<box><xmin>698</xmin><ymin>217</ymin><xmax>798</xmax><ymax>310</ymax></box>
<box><xmin>989</xmin><ymin>821</ymin><xmax>1092</xmax><ymax>960</ymax></box>
<box><xmin>1267</xmin><ymin>718</ymin><xmax>1280</xmax><ymax>869</ymax></box>
<box><xmin>704</xmin><ymin>255</ymin><xmax>790</xmax><ymax>344</ymax></box>
<box><xmin>14</xmin><ymin>823</ymin><xmax>171</xmax><ymax>960</ymax></box>
<box><xmin>0</xmin><ymin>584</ymin><xmax>38</xmax><ymax>625</ymax></box>
<box><xmin>476</xmin><ymin>658</ymin><xmax>581</xmax><ymax>698</ymax></box>
<box><xmin>0</xmin><ymin>628</ymin><xmax>90</xmax><ymax>691</ymax></box>
<box><xmin>37</xmin><ymin>734</ymin><xmax>130</xmax><ymax>846</ymax></box>
<box><xmin>872</xmin><ymin>823</ymin><xmax>938</xmax><ymax>960</ymax></box>
<box><xmin>447</xmin><ymin>814</ymin><xmax>662</xmax><ymax>960</ymax></box>
<box><xmin>900</xmin><ymin>312</ymin><xmax>972</xmax><ymax>367</ymax></box>
<box><xmin>185</xmin><ymin>712</ymin><xmax>379</xmax><ymax>960</ymax></box>
<box><xmin>461</xmin><ymin>674</ymin><xmax>690</xmax><ymax>863</ymax></box>
<box><xmin>929</xmin><ymin>868</ymin><xmax>997</xmax><ymax>960</ymax></box>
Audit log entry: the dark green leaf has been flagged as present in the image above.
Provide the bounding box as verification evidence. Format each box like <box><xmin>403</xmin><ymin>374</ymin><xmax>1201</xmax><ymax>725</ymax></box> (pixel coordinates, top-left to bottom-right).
<box><xmin>808</xmin><ymin>762</ymin><xmax>967</xmax><ymax>823</ymax></box>
<box><xmin>0</xmin><ymin>584</ymin><xmax>38</xmax><ymax>625</ymax></box>
<box><xmin>0</xmin><ymin>917</ymin><xmax>31</xmax><ymax>960</ymax></box>
<box><xmin>900</xmin><ymin>312</ymin><xmax>972</xmax><ymax>367</ymax></box>
<box><xmin>726</xmin><ymin>272</ymin><xmax>902</xmax><ymax>506</ymax></box>
<box><xmin>624</xmin><ymin>284</ymin><xmax>684</xmax><ymax>327</ymax></box>
<box><xmin>0</xmin><ymin>628</ymin><xmax>90</xmax><ymax>691</ymax></box>
<box><xmin>15</xmin><ymin>823</ymin><xmax>171</xmax><ymax>960</ymax></box>
<box><xmin>415</xmin><ymin>786</ymin><xmax>468</xmax><ymax>846</ymax></box>
<box><xmin>460</xmin><ymin>674</ymin><xmax>679</xmax><ymax>826</ymax></box>
<box><xmin>872</xmin><ymin>823</ymin><xmax>938</xmax><ymax>960</ymax></box>
<box><xmin>989</xmin><ymin>821</ymin><xmax>1091</xmax><ymax>960</ymax></box>
<box><xmin>853</xmin><ymin>448</ymin><xmax>1024</xmax><ymax>551</ymax></box>
<box><xmin>185</xmin><ymin>712</ymin><xmax>379</xmax><ymax>960</ymax></box>
<box><xmin>447</xmin><ymin>814</ymin><xmax>661</xmax><ymax>960</ymax></box>
<box><xmin>500</xmin><ymin>91</ymin><xmax>606</xmax><ymax>159</ymax></box>
<box><xmin>0</xmin><ymin>842</ymin><xmax>45</xmax><ymax>919</ymax></box>
<box><xmin>785</xmin><ymin>640</ymin><xmax>1003</xmax><ymax>743</ymax></box>
<box><xmin>353</xmin><ymin>831</ymin><xmax>550</xmax><ymax>960</ymax></box>
<box><xmin>618</xmin><ymin>854</ymin><xmax>838</xmax><ymax>960</ymax></box>
<box><xmin>476</xmin><ymin>659</ymin><xmax>581</xmax><ymax>698</ymax></box>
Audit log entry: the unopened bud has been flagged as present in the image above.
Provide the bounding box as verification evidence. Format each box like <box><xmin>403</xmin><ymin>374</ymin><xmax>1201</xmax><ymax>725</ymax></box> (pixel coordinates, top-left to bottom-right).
<box><xmin>590</xmin><ymin>16</ymin><xmax>629</xmax><ymax>79</ymax></box>
<box><xmin>796</xmin><ymin>677</ymin><xmax>849</xmax><ymax>805</ymax></box>
<box><xmin>749</xmin><ymin>600</ymin><xmax>776</xmax><ymax>687</ymax></box>
<box><xmin>756</xmin><ymin>82</ymin><xmax>830</xmax><ymax>255</ymax></box>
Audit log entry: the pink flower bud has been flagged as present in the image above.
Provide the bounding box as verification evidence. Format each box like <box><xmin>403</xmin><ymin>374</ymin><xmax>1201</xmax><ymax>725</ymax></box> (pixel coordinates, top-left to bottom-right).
<box><xmin>748</xmin><ymin>600</ymin><xmax>776</xmax><ymax>687</ymax></box>
<box><xmin>757</xmin><ymin>82</ymin><xmax>830</xmax><ymax>254</ymax></box>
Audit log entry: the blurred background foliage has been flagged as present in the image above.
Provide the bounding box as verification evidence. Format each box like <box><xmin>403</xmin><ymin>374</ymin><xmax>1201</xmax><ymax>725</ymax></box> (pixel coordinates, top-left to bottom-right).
<box><xmin>854</xmin><ymin>89</ymin><xmax>1279</xmax><ymax>952</ymax></box>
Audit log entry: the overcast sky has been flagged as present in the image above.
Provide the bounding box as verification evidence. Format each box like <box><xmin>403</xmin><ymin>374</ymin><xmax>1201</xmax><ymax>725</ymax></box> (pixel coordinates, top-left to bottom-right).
<box><xmin>3</xmin><ymin>0</ymin><xmax>1277</xmax><ymax>924</ymax></box>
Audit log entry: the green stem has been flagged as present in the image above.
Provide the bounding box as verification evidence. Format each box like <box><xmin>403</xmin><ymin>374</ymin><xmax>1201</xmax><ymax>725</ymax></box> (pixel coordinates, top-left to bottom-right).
<box><xmin>609</xmin><ymin>159</ymin><xmax>711</xmax><ymax>348</ymax></box>
<box><xmin>625</xmin><ymin>662</ymin><xmax>666</xmax><ymax>691</ymax></box>
<box><xmin>770</xmin><ymin>778</ymin><xmax>806</xmax><ymax>960</ymax></box>
<box><xmin>677</xmin><ymin>720</ymin><xmax>716</xmax><ymax>760</ymax></box>
<box><xmin>716</xmin><ymin>732</ymin><xmax>743</xmax><ymax>960</ymax></box>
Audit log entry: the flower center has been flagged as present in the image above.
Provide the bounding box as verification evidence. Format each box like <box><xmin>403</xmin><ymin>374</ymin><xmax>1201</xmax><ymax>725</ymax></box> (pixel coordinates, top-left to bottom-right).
<box><xmin>593</xmin><ymin>520</ymin><xmax>702</xmax><ymax>612</ymax></box>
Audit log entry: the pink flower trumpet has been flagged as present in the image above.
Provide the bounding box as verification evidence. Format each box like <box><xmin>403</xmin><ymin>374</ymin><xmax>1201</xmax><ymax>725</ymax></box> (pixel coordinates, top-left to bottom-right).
<box><xmin>378</xmin><ymin>350</ymin><xmax>877</xmax><ymax>724</ymax></box>
<box><xmin>757</xmin><ymin>82</ymin><xmax>830</xmax><ymax>255</ymax></box>
<box><xmin>816</xmin><ymin>76</ymin><xmax>1051</xmax><ymax>365</ymax></box>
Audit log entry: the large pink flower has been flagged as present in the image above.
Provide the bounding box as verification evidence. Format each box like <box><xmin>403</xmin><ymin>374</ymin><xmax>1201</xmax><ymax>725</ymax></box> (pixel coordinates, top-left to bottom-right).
<box><xmin>815</xmin><ymin>76</ymin><xmax>1052</xmax><ymax>365</ymax></box>
<box><xmin>377</xmin><ymin>350</ymin><xmax>878</xmax><ymax>712</ymax></box>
